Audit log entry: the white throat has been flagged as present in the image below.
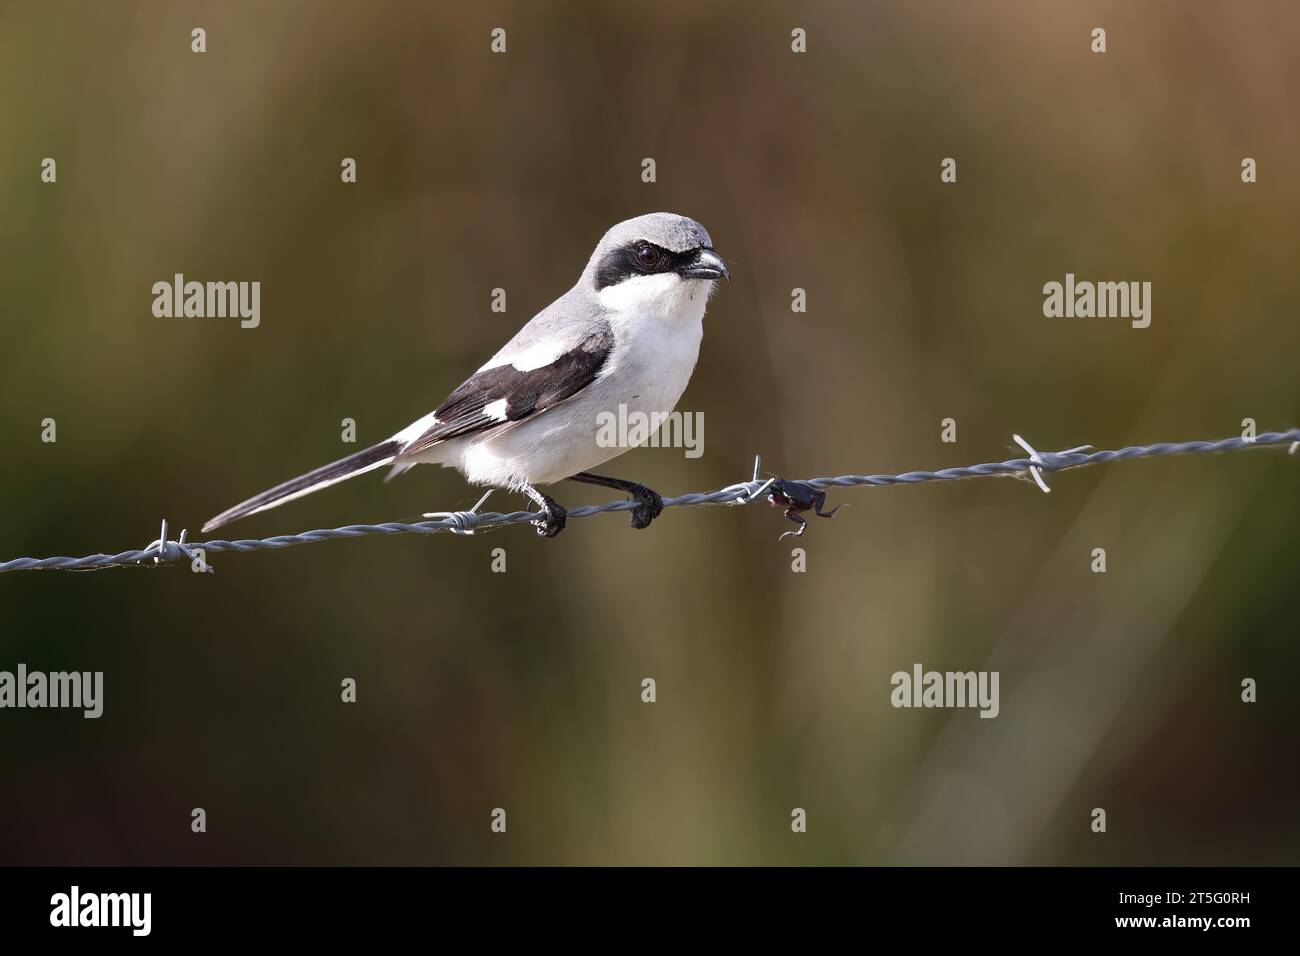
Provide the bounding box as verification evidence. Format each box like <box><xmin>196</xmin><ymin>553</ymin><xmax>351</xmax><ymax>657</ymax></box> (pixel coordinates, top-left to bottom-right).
<box><xmin>596</xmin><ymin>274</ymin><xmax>715</xmax><ymax>322</ymax></box>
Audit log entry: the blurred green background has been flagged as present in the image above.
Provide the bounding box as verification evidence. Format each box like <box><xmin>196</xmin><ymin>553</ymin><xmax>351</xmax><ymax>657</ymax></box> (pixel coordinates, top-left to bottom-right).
<box><xmin>1</xmin><ymin>0</ymin><xmax>1297</xmax><ymax>865</ymax></box>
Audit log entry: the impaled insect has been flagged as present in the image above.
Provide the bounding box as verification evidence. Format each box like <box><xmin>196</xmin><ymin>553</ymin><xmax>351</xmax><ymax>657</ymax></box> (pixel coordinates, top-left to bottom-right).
<box><xmin>767</xmin><ymin>479</ymin><xmax>841</xmax><ymax>539</ymax></box>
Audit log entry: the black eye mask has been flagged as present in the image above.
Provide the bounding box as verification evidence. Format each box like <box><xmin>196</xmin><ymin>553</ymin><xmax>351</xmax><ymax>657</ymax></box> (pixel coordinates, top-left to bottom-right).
<box><xmin>594</xmin><ymin>241</ymin><xmax>702</xmax><ymax>290</ymax></box>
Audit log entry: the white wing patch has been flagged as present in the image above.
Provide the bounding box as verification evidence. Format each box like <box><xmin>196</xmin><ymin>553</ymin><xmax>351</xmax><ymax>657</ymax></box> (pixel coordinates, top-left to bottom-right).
<box><xmin>478</xmin><ymin>339</ymin><xmax>568</xmax><ymax>374</ymax></box>
<box><xmin>393</xmin><ymin>410</ymin><xmax>440</xmax><ymax>446</ymax></box>
<box><xmin>482</xmin><ymin>398</ymin><xmax>509</xmax><ymax>421</ymax></box>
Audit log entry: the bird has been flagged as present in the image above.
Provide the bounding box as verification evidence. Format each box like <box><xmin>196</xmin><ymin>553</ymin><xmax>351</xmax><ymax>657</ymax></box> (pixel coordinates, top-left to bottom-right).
<box><xmin>201</xmin><ymin>212</ymin><xmax>729</xmax><ymax>538</ymax></box>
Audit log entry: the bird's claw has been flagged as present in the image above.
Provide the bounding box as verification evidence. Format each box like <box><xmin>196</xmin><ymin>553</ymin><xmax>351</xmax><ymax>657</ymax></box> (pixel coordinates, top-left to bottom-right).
<box><xmin>532</xmin><ymin>509</ymin><xmax>566</xmax><ymax>538</ymax></box>
<box><xmin>630</xmin><ymin>489</ymin><xmax>664</xmax><ymax>530</ymax></box>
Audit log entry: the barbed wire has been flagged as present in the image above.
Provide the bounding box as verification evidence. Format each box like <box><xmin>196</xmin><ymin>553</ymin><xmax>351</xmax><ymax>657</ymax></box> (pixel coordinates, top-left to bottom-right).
<box><xmin>2</xmin><ymin>429</ymin><xmax>1296</xmax><ymax>574</ymax></box>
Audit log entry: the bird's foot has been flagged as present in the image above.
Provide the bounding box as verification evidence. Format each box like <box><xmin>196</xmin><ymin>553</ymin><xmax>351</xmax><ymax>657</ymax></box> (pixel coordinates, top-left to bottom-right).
<box><xmin>629</xmin><ymin>486</ymin><xmax>663</xmax><ymax>530</ymax></box>
<box><xmin>521</xmin><ymin>483</ymin><xmax>567</xmax><ymax>538</ymax></box>
<box><xmin>533</xmin><ymin>504</ymin><xmax>567</xmax><ymax>538</ymax></box>
<box><xmin>567</xmin><ymin>473</ymin><xmax>664</xmax><ymax>531</ymax></box>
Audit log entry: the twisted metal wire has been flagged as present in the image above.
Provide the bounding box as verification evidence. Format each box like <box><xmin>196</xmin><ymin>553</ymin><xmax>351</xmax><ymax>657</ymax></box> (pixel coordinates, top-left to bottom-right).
<box><xmin>2</xmin><ymin>430</ymin><xmax>1295</xmax><ymax>573</ymax></box>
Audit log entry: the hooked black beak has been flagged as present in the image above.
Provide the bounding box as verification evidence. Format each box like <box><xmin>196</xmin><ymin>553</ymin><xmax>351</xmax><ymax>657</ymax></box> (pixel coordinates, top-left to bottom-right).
<box><xmin>682</xmin><ymin>248</ymin><xmax>730</xmax><ymax>280</ymax></box>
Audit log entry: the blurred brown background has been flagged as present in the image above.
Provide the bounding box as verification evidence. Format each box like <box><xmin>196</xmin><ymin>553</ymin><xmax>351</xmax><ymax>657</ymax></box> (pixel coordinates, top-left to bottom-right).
<box><xmin>1</xmin><ymin>0</ymin><xmax>1297</xmax><ymax>865</ymax></box>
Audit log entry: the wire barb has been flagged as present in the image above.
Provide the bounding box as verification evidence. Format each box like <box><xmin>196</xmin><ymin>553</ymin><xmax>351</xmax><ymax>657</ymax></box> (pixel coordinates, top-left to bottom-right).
<box><xmin>422</xmin><ymin>490</ymin><xmax>494</xmax><ymax>535</ymax></box>
<box><xmin>139</xmin><ymin>519</ymin><xmax>210</xmax><ymax>571</ymax></box>
<box><xmin>1011</xmin><ymin>435</ymin><xmax>1094</xmax><ymax>493</ymax></box>
<box><xmin>720</xmin><ymin>454</ymin><xmax>775</xmax><ymax>504</ymax></box>
<box><xmin>2</xmin><ymin>428</ymin><xmax>1296</xmax><ymax>573</ymax></box>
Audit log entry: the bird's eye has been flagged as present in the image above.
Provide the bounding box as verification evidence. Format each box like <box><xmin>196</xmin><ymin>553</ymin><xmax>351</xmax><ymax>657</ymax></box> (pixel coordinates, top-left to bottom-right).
<box><xmin>635</xmin><ymin>245</ymin><xmax>660</xmax><ymax>268</ymax></box>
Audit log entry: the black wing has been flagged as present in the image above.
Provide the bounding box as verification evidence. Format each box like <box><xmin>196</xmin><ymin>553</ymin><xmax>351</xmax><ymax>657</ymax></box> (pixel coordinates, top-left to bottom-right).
<box><xmin>399</xmin><ymin>324</ymin><xmax>613</xmax><ymax>458</ymax></box>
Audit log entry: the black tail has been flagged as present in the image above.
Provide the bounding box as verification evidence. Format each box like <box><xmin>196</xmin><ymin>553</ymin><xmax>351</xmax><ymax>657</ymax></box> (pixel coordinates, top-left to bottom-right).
<box><xmin>202</xmin><ymin>440</ymin><xmax>402</xmax><ymax>533</ymax></box>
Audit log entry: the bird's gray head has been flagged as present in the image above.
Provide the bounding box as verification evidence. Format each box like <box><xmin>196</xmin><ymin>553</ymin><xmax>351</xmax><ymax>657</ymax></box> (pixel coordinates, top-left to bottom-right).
<box><xmin>582</xmin><ymin>213</ymin><xmax>729</xmax><ymax>312</ymax></box>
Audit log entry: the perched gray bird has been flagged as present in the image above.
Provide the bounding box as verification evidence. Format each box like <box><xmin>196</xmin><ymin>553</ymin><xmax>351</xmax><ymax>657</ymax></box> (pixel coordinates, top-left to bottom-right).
<box><xmin>202</xmin><ymin>212</ymin><xmax>728</xmax><ymax>537</ymax></box>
